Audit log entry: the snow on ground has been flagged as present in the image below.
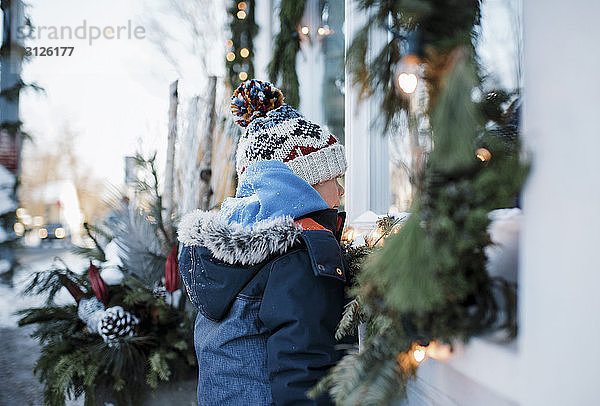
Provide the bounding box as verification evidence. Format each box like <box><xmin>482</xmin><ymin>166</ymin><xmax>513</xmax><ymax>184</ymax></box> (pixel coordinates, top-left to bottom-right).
<box><xmin>0</xmin><ymin>248</ymin><xmax>87</xmax><ymax>328</ymax></box>
<box><xmin>0</xmin><ymin>259</ymin><xmax>10</xmax><ymax>274</ymax></box>
<box><xmin>0</xmin><ymin>165</ymin><xmax>17</xmax><ymax>217</ymax></box>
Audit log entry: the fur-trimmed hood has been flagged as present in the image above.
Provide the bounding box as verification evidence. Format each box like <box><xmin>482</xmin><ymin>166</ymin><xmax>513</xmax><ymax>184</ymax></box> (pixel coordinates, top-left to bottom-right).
<box><xmin>177</xmin><ymin>160</ymin><xmax>330</xmax><ymax>265</ymax></box>
<box><xmin>177</xmin><ymin>207</ymin><xmax>345</xmax><ymax>323</ymax></box>
<box><xmin>177</xmin><ymin>210</ymin><xmax>303</xmax><ymax>266</ymax></box>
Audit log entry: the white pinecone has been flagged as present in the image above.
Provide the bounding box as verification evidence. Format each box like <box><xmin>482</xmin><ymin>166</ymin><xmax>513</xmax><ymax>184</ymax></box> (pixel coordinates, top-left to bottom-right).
<box><xmin>77</xmin><ymin>297</ymin><xmax>106</xmax><ymax>334</ymax></box>
<box><xmin>153</xmin><ymin>285</ymin><xmax>168</xmax><ymax>300</ymax></box>
<box><xmin>98</xmin><ymin>306</ymin><xmax>140</xmax><ymax>343</ymax></box>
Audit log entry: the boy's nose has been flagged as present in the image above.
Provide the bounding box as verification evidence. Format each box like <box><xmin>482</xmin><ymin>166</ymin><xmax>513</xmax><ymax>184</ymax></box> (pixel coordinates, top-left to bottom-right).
<box><xmin>338</xmin><ymin>183</ymin><xmax>345</xmax><ymax>197</ymax></box>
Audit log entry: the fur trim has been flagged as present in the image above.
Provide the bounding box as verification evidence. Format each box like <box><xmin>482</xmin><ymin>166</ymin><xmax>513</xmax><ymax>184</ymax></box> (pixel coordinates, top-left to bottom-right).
<box><xmin>177</xmin><ymin>210</ymin><xmax>303</xmax><ymax>266</ymax></box>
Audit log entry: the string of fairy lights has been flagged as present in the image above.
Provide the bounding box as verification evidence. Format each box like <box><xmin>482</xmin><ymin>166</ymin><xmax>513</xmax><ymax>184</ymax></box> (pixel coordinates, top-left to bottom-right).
<box><xmin>298</xmin><ymin>2</ymin><xmax>334</xmax><ymax>39</ymax></box>
<box><xmin>392</xmin><ymin>27</ymin><xmax>492</xmax><ymax>163</ymax></box>
<box><xmin>226</xmin><ymin>0</ymin><xmax>257</xmax><ymax>87</ymax></box>
<box><xmin>225</xmin><ymin>3</ymin><xmax>489</xmax><ymax>164</ymax></box>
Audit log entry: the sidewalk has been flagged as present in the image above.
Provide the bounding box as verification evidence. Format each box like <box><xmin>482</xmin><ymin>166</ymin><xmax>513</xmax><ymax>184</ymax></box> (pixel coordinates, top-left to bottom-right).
<box><xmin>0</xmin><ymin>325</ymin><xmax>45</xmax><ymax>406</ymax></box>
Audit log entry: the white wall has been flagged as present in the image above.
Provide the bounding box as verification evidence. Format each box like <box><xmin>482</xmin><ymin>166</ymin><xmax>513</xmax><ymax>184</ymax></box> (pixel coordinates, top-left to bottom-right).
<box><xmin>519</xmin><ymin>1</ymin><xmax>600</xmax><ymax>404</ymax></box>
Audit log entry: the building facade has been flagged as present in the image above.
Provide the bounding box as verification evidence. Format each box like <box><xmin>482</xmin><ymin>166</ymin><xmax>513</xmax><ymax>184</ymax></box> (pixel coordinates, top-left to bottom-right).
<box><xmin>250</xmin><ymin>0</ymin><xmax>600</xmax><ymax>404</ymax></box>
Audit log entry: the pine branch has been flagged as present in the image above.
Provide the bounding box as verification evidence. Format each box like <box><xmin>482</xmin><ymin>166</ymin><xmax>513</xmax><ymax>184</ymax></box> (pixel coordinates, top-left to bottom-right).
<box><xmin>318</xmin><ymin>319</ymin><xmax>414</xmax><ymax>405</ymax></box>
<box><xmin>70</xmin><ymin>246</ymin><xmax>106</xmax><ymax>263</ymax></box>
<box><xmin>347</xmin><ymin>0</ymin><xmax>481</xmax><ymax>129</ymax></box>
<box><xmin>86</xmin><ymin>222</ymin><xmax>114</xmax><ymax>243</ymax></box>
<box><xmin>112</xmin><ymin>205</ymin><xmax>166</xmax><ymax>286</ymax></box>
<box><xmin>82</xmin><ymin>222</ymin><xmax>106</xmax><ymax>262</ymax></box>
<box><xmin>323</xmin><ymin>8</ymin><xmax>528</xmax><ymax>399</ymax></box>
<box><xmin>17</xmin><ymin>152</ymin><xmax>198</xmax><ymax>404</ymax></box>
<box><xmin>268</xmin><ymin>0</ymin><xmax>307</xmax><ymax>107</ymax></box>
<box><xmin>0</xmin><ymin>78</ymin><xmax>45</xmax><ymax>102</ymax></box>
<box><xmin>336</xmin><ymin>297</ymin><xmax>367</xmax><ymax>340</ymax></box>
<box><xmin>147</xmin><ymin>351</ymin><xmax>173</xmax><ymax>388</ymax></box>
<box><xmin>21</xmin><ymin>262</ymin><xmax>89</xmax><ymax>305</ymax></box>
<box><xmin>133</xmin><ymin>152</ymin><xmax>173</xmax><ymax>252</ymax></box>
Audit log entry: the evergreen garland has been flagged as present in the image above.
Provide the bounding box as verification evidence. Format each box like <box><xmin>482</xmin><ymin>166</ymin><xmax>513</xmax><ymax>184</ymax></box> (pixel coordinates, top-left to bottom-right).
<box><xmin>18</xmin><ymin>153</ymin><xmax>197</xmax><ymax>406</ymax></box>
<box><xmin>268</xmin><ymin>0</ymin><xmax>307</xmax><ymax>107</ymax></box>
<box><xmin>312</xmin><ymin>1</ymin><xmax>528</xmax><ymax>404</ymax></box>
<box><xmin>347</xmin><ymin>0</ymin><xmax>481</xmax><ymax>130</ymax></box>
<box><xmin>226</xmin><ymin>0</ymin><xmax>259</xmax><ymax>89</ymax></box>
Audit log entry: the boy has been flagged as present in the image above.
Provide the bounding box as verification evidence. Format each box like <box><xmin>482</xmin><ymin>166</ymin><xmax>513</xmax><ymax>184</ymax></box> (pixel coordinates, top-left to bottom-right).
<box><xmin>178</xmin><ymin>79</ymin><xmax>347</xmax><ymax>405</ymax></box>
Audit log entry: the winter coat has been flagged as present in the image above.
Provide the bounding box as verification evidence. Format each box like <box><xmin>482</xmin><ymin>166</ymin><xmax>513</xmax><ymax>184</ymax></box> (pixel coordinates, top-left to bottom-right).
<box><xmin>177</xmin><ymin>160</ymin><xmax>347</xmax><ymax>406</ymax></box>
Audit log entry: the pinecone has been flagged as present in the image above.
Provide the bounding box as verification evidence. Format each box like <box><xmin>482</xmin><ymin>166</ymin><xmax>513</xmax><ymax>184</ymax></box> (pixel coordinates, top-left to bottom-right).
<box><xmin>98</xmin><ymin>306</ymin><xmax>139</xmax><ymax>343</ymax></box>
<box><xmin>153</xmin><ymin>285</ymin><xmax>168</xmax><ymax>300</ymax></box>
<box><xmin>77</xmin><ymin>297</ymin><xmax>106</xmax><ymax>334</ymax></box>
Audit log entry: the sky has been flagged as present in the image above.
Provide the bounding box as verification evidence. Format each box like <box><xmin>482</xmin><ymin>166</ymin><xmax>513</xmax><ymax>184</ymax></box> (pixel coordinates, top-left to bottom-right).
<box><xmin>18</xmin><ymin>0</ymin><xmax>222</xmax><ymax>186</ymax></box>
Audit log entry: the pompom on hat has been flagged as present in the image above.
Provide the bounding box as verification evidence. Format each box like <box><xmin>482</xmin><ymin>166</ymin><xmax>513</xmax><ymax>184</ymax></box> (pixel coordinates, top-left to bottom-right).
<box><xmin>231</xmin><ymin>80</ymin><xmax>284</xmax><ymax>127</ymax></box>
<box><xmin>231</xmin><ymin>79</ymin><xmax>347</xmax><ymax>186</ymax></box>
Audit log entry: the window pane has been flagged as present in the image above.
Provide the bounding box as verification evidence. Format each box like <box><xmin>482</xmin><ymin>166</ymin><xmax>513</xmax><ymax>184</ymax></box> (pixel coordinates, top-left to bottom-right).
<box><xmin>320</xmin><ymin>0</ymin><xmax>345</xmax><ymax>144</ymax></box>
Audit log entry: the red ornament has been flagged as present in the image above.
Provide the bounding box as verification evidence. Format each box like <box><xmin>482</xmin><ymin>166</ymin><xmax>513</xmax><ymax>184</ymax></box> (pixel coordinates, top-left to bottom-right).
<box><xmin>165</xmin><ymin>245</ymin><xmax>179</xmax><ymax>293</ymax></box>
<box><xmin>88</xmin><ymin>261</ymin><xmax>109</xmax><ymax>304</ymax></box>
<box><xmin>60</xmin><ymin>275</ymin><xmax>84</xmax><ymax>303</ymax></box>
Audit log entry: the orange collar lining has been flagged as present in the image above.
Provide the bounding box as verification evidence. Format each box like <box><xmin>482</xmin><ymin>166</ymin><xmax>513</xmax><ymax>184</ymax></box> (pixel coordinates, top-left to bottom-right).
<box><xmin>295</xmin><ymin>218</ymin><xmax>333</xmax><ymax>234</ymax></box>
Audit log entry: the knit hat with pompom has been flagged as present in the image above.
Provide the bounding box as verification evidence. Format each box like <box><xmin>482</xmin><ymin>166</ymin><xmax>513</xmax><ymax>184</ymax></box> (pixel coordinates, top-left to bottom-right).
<box><xmin>231</xmin><ymin>79</ymin><xmax>347</xmax><ymax>186</ymax></box>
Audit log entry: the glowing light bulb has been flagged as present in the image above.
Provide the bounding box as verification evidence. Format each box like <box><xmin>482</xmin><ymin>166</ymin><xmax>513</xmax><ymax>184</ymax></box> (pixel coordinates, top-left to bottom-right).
<box><xmin>33</xmin><ymin>216</ymin><xmax>44</xmax><ymax>227</ymax></box>
<box><xmin>345</xmin><ymin>229</ymin><xmax>355</xmax><ymax>241</ymax></box>
<box><xmin>239</xmin><ymin>71</ymin><xmax>248</xmax><ymax>81</ymax></box>
<box><xmin>317</xmin><ymin>26</ymin><xmax>332</xmax><ymax>36</ymax></box>
<box><xmin>226</xmin><ymin>39</ymin><xmax>233</xmax><ymax>48</ymax></box>
<box><xmin>237</xmin><ymin>10</ymin><xmax>247</xmax><ymax>19</ymax></box>
<box><xmin>397</xmin><ymin>73</ymin><xmax>418</xmax><ymax>94</ymax></box>
<box><xmin>55</xmin><ymin>227</ymin><xmax>66</xmax><ymax>239</ymax></box>
<box><xmin>21</xmin><ymin>214</ymin><xmax>31</xmax><ymax>226</ymax></box>
<box><xmin>240</xmin><ymin>48</ymin><xmax>249</xmax><ymax>58</ymax></box>
<box><xmin>226</xmin><ymin>52</ymin><xmax>236</xmax><ymax>62</ymax></box>
<box><xmin>237</xmin><ymin>1</ymin><xmax>247</xmax><ymax>10</ymax></box>
<box><xmin>395</xmin><ymin>53</ymin><xmax>421</xmax><ymax>95</ymax></box>
<box><xmin>476</xmin><ymin>148</ymin><xmax>492</xmax><ymax>162</ymax></box>
<box><xmin>13</xmin><ymin>222</ymin><xmax>24</xmax><ymax>236</ymax></box>
<box><xmin>413</xmin><ymin>347</ymin><xmax>426</xmax><ymax>363</ymax></box>
<box><xmin>301</xmin><ymin>26</ymin><xmax>310</xmax><ymax>35</ymax></box>
<box><xmin>368</xmin><ymin>228</ymin><xmax>383</xmax><ymax>246</ymax></box>
<box><xmin>426</xmin><ymin>342</ymin><xmax>452</xmax><ymax>360</ymax></box>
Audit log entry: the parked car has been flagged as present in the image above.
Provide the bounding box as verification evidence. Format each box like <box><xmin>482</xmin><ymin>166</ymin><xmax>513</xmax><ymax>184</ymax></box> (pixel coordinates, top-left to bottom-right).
<box><xmin>39</xmin><ymin>223</ymin><xmax>70</xmax><ymax>245</ymax></box>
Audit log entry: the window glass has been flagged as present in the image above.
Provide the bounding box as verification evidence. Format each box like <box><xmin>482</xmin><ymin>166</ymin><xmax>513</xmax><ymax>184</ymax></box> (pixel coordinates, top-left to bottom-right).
<box><xmin>320</xmin><ymin>0</ymin><xmax>345</xmax><ymax>144</ymax></box>
<box><xmin>387</xmin><ymin>0</ymin><xmax>522</xmax><ymax>214</ymax></box>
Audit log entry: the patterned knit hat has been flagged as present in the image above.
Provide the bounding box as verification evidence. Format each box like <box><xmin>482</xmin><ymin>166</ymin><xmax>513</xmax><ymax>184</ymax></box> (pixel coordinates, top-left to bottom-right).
<box><xmin>231</xmin><ymin>79</ymin><xmax>347</xmax><ymax>186</ymax></box>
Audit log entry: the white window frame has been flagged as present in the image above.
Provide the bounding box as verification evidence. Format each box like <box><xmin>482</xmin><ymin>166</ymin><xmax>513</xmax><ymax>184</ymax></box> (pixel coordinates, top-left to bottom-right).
<box><xmin>344</xmin><ymin>1</ymin><xmax>390</xmax><ymax>224</ymax></box>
